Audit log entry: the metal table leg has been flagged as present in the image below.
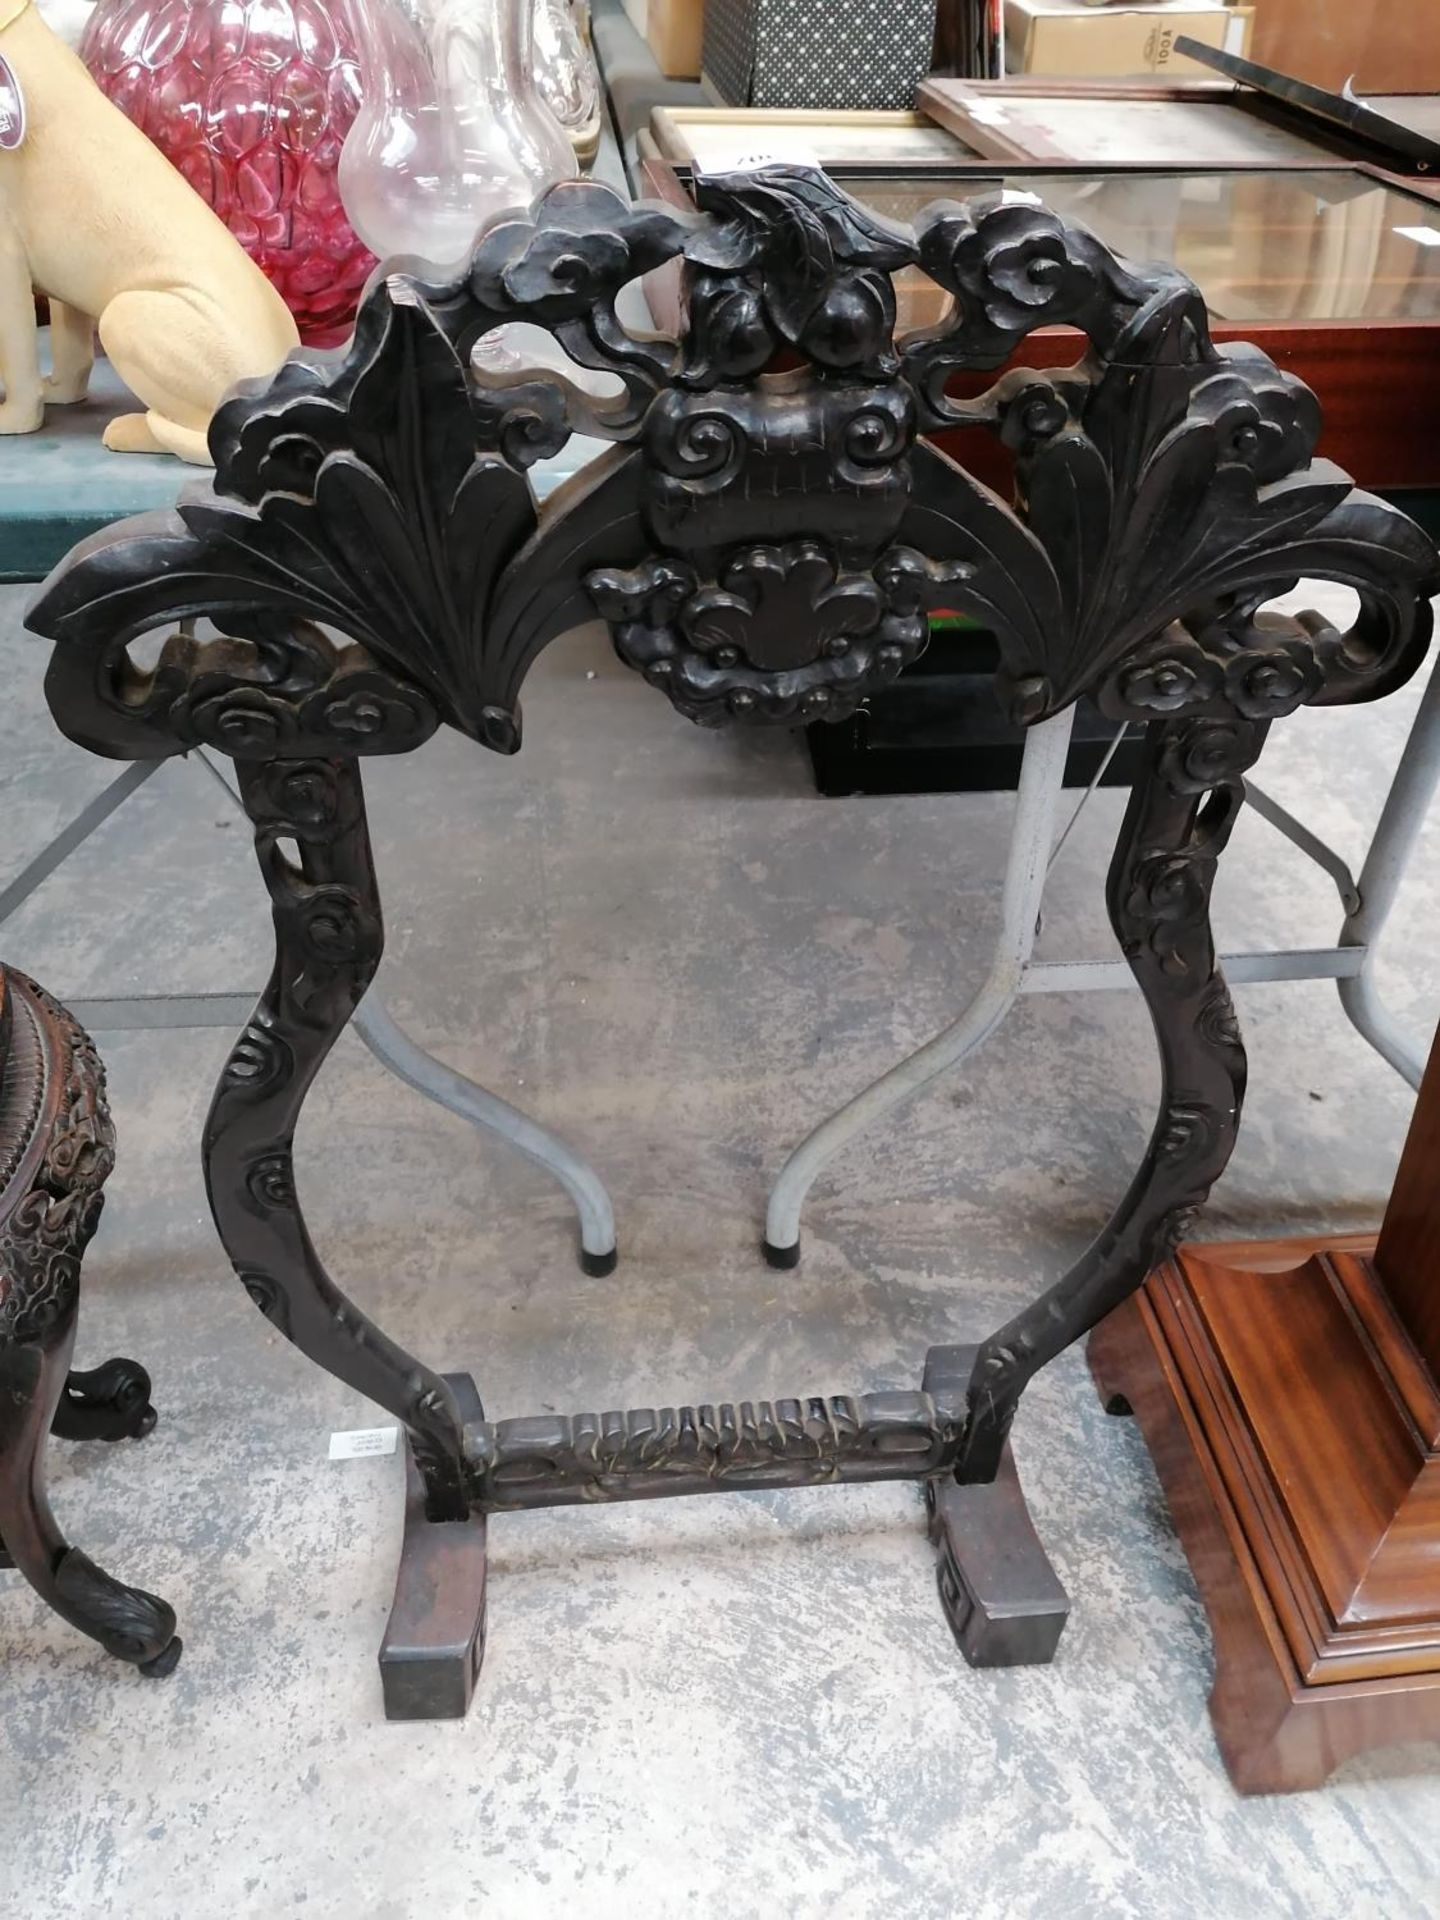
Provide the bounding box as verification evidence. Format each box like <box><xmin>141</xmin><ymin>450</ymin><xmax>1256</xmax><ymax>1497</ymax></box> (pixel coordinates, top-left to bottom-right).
<box><xmin>0</xmin><ymin>759</ymin><xmax>164</xmax><ymax>927</ymax></box>
<box><xmin>193</xmin><ymin>751</ymin><xmax>619</xmax><ymax>1273</ymax></box>
<box><xmin>1337</xmin><ymin>661</ymin><xmax>1440</xmax><ymax>1089</ymax></box>
<box><xmin>763</xmin><ymin>708</ymin><xmax>1076</xmax><ymax>1267</ymax></box>
<box><xmin>766</xmin><ymin>658</ymin><xmax>1440</xmax><ymax>1266</ymax></box>
<box><xmin>350</xmin><ymin>993</ymin><xmax>617</xmax><ymax>1274</ymax></box>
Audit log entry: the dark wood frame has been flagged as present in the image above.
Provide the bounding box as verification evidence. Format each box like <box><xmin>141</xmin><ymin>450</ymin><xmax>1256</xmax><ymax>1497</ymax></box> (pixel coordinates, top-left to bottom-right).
<box><xmin>26</xmin><ymin>167</ymin><xmax>1437</xmax><ymax>1719</ymax></box>
<box><xmin>1170</xmin><ymin>38</ymin><xmax>1440</xmax><ymax>173</ymax></box>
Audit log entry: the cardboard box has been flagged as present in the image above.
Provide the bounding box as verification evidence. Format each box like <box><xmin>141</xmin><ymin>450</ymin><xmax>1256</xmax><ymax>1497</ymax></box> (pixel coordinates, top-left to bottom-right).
<box><xmin>1004</xmin><ymin>0</ymin><xmax>1253</xmax><ymax>76</ymax></box>
<box><xmin>704</xmin><ymin>0</ymin><xmax>939</xmax><ymax>112</ymax></box>
<box><xmin>645</xmin><ymin>0</ymin><xmax>704</xmax><ymax>77</ymax></box>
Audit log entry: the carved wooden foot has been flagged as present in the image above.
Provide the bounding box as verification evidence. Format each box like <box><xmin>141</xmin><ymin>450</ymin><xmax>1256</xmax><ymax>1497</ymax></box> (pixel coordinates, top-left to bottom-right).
<box><xmin>0</xmin><ymin>1340</ymin><xmax>180</xmax><ymax>1675</ymax></box>
<box><xmin>380</xmin><ymin>1374</ymin><xmax>488</xmax><ymax>1720</ymax></box>
<box><xmin>52</xmin><ymin>1358</ymin><xmax>158</xmax><ymax>1442</ymax></box>
<box><xmin>923</xmin><ymin>1346</ymin><xmax>1069</xmax><ymax>1666</ymax></box>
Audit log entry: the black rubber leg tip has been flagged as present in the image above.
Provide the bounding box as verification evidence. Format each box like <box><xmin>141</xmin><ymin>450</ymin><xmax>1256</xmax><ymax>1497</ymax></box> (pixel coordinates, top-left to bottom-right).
<box><xmin>763</xmin><ymin>1238</ymin><xmax>801</xmax><ymax>1270</ymax></box>
<box><xmin>139</xmin><ymin>1635</ymin><xmax>183</xmax><ymax>1679</ymax></box>
<box><xmin>580</xmin><ymin>1245</ymin><xmax>618</xmax><ymax>1278</ymax></box>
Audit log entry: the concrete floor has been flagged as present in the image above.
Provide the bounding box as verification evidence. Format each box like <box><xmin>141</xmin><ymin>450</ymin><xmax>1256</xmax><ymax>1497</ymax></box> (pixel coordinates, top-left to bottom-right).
<box><xmin>2</xmin><ymin>583</ymin><xmax>1439</xmax><ymax>1918</ymax></box>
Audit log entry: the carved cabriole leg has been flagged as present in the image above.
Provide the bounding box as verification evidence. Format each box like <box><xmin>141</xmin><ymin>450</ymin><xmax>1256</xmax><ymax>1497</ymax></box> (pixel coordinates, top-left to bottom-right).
<box><xmin>205</xmin><ymin>756</ymin><xmax>469</xmax><ymax>1522</ymax></box>
<box><xmin>958</xmin><ymin>714</ymin><xmax>1268</xmax><ymax>1483</ymax></box>
<box><xmin>0</xmin><ymin>1311</ymin><xmax>179</xmax><ymax>1672</ymax></box>
<box><xmin>0</xmin><ymin>972</ymin><xmax>178</xmax><ymax>1671</ymax></box>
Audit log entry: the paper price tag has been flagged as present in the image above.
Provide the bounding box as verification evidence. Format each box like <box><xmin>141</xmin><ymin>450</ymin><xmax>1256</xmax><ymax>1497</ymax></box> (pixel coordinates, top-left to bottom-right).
<box><xmin>0</xmin><ymin>55</ymin><xmax>26</xmax><ymax>152</ymax></box>
<box><xmin>328</xmin><ymin>1426</ymin><xmax>399</xmax><ymax>1460</ymax></box>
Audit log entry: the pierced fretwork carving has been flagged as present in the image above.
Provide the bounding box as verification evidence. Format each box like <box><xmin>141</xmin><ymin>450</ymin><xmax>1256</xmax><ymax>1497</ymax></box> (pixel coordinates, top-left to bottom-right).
<box><xmin>32</xmin><ymin>170</ymin><xmax>1435</xmax><ymax>758</ymax></box>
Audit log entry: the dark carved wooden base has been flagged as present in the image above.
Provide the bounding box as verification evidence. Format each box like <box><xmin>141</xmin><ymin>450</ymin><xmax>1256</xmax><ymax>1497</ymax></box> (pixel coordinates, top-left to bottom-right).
<box><xmin>377</xmin><ymin>1353</ymin><xmax>1069</xmax><ymax>1719</ymax></box>
<box><xmin>1089</xmin><ymin>1240</ymin><xmax>1440</xmax><ymax>1793</ymax></box>
<box><xmin>380</xmin><ymin>1374</ymin><xmax>488</xmax><ymax>1721</ymax></box>
<box><xmin>0</xmin><ymin>966</ymin><xmax>179</xmax><ymax>1676</ymax></box>
<box><xmin>923</xmin><ymin>1346</ymin><xmax>1070</xmax><ymax>1666</ymax></box>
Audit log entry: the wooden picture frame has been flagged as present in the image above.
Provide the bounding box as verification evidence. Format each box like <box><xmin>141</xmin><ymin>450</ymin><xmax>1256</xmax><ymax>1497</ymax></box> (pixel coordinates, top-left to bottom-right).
<box><xmin>919</xmin><ymin>77</ymin><xmax>1440</xmax><ymax>194</ymax></box>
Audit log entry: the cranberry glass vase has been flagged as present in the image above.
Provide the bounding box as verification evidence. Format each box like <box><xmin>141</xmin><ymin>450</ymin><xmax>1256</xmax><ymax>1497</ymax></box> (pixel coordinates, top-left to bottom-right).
<box><xmin>80</xmin><ymin>0</ymin><xmax>376</xmax><ymax>344</ymax></box>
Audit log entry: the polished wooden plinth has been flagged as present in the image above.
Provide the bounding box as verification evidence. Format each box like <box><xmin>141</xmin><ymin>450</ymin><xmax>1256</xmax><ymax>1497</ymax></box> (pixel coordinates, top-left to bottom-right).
<box><xmin>1090</xmin><ymin>1235</ymin><xmax>1440</xmax><ymax>1793</ymax></box>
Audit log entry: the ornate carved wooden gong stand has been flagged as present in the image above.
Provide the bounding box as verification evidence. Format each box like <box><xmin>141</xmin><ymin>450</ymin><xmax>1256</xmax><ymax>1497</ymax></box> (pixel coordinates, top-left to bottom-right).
<box><xmin>28</xmin><ymin>169</ymin><xmax>1438</xmax><ymax>1718</ymax></box>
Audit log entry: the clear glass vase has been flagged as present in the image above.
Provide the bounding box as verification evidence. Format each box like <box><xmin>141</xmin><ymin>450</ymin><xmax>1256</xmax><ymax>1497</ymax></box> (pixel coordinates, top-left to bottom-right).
<box><xmin>337</xmin><ymin>0</ymin><xmax>578</xmax><ymax>273</ymax></box>
<box><xmin>533</xmin><ymin>0</ymin><xmax>600</xmax><ymax>165</ymax></box>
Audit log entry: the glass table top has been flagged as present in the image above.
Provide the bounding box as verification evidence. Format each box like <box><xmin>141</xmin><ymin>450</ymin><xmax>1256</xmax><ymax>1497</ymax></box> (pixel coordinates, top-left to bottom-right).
<box><xmin>827</xmin><ymin>169</ymin><xmax>1440</xmax><ymax>328</ymax></box>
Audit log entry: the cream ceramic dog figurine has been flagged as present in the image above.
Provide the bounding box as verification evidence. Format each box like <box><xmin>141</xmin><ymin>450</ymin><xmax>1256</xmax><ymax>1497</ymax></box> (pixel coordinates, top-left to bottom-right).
<box><xmin>0</xmin><ymin>0</ymin><xmax>299</xmax><ymax>462</ymax></box>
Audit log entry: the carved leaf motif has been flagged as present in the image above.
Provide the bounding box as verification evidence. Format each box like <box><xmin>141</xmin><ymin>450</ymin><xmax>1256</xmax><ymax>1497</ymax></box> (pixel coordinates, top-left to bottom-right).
<box><xmin>33</xmin><ymin>292</ymin><xmax>539</xmax><ymax>750</ymax></box>
<box><xmin>996</xmin><ymin>346</ymin><xmax>1434</xmax><ymax>713</ymax></box>
<box><xmin>898</xmin><ymin>444</ymin><xmax>1065</xmax><ymax>715</ymax></box>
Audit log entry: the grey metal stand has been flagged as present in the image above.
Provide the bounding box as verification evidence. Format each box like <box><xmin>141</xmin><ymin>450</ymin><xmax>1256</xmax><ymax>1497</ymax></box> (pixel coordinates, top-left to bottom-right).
<box><xmin>351</xmin><ymin>995</ymin><xmax>616</xmax><ymax>1274</ymax></box>
<box><xmin>0</xmin><ymin>748</ymin><xmax>619</xmax><ymax>1272</ymax></box>
<box><xmin>1335</xmin><ymin>658</ymin><xmax>1440</xmax><ymax>1088</ymax></box>
<box><xmin>765</xmin><ymin>662</ymin><xmax>1440</xmax><ymax>1262</ymax></box>
<box><xmin>764</xmin><ymin>708</ymin><xmax>1076</xmax><ymax>1264</ymax></box>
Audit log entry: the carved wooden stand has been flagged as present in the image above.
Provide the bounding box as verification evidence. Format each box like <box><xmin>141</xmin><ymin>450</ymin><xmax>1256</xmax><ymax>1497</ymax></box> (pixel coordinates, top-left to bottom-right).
<box><xmin>27</xmin><ymin>168</ymin><xmax>1438</xmax><ymax>1722</ymax></box>
<box><xmin>0</xmin><ymin>964</ymin><xmax>179</xmax><ymax>1675</ymax></box>
<box><xmin>1089</xmin><ymin>1019</ymin><xmax>1440</xmax><ymax>1792</ymax></box>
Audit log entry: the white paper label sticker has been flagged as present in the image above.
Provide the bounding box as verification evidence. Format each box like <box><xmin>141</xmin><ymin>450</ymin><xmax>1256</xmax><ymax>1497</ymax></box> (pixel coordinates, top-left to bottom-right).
<box><xmin>1394</xmin><ymin>225</ymin><xmax>1440</xmax><ymax>248</ymax></box>
<box><xmin>0</xmin><ymin>54</ymin><xmax>25</xmax><ymax>152</ymax></box>
<box><xmin>328</xmin><ymin>1426</ymin><xmax>398</xmax><ymax>1460</ymax></box>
